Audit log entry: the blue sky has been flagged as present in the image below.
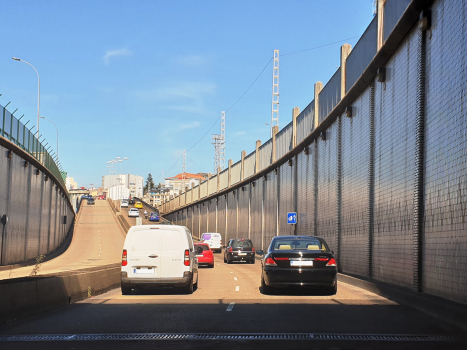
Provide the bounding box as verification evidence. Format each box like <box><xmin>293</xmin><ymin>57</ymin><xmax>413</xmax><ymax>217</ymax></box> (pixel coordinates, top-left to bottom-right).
<box><xmin>0</xmin><ymin>0</ymin><xmax>374</xmax><ymax>188</ymax></box>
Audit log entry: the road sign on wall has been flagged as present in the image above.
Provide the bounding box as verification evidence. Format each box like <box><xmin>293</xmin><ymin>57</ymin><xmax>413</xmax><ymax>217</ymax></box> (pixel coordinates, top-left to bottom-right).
<box><xmin>287</xmin><ymin>212</ymin><xmax>297</xmax><ymax>224</ymax></box>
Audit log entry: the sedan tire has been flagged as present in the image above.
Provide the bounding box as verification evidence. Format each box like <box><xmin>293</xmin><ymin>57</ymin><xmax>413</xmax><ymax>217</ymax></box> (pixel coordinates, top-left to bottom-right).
<box><xmin>261</xmin><ymin>275</ymin><xmax>272</xmax><ymax>295</ymax></box>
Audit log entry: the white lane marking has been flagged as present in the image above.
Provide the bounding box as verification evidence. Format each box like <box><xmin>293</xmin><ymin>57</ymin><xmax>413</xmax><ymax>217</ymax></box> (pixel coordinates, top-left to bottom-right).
<box><xmin>226</xmin><ymin>302</ymin><xmax>235</xmax><ymax>311</ymax></box>
<box><xmin>235</xmin><ymin>286</ymin><xmax>240</xmax><ymax>292</ymax></box>
<box><xmin>234</xmin><ymin>277</ymin><xmax>237</xmax><ymax>281</ymax></box>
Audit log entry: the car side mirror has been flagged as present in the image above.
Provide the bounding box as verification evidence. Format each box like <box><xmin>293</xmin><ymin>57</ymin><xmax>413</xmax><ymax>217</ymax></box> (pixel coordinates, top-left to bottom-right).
<box><xmin>257</xmin><ymin>250</ymin><xmax>264</xmax><ymax>255</ymax></box>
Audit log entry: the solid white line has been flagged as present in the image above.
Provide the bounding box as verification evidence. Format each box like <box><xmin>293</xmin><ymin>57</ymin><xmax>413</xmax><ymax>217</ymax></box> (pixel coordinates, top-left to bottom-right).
<box><xmin>226</xmin><ymin>302</ymin><xmax>235</xmax><ymax>311</ymax></box>
<box><xmin>235</xmin><ymin>286</ymin><xmax>240</xmax><ymax>291</ymax></box>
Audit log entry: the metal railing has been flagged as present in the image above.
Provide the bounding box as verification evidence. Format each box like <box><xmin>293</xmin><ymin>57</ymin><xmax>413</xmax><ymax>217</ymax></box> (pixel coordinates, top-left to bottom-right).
<box><xmin>0</xmin><ymin>100</ymin><xmax>65</xmax><ymax>188</ymax></box>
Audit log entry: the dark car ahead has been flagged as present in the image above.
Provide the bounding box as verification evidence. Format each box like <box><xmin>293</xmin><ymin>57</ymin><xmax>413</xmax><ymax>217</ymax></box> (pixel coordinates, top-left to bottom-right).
<box><xmin>148</xmin><ymin>212</ymin><xmax>160</xmax><ymax>222</ymax></box>
<box><xmin>224</xmin><ymin>239</ymin><xmax>255</xmax><ymax>264</ymax></box>
<box><xmin>258</xmin><ymin>236</ymin><xmax>337</xmax><ymax>295</ymax></box>
<box><xmin>87</xmin><ymin>198</ymin><xmax>95</xmax><ymax>205</ymax></box>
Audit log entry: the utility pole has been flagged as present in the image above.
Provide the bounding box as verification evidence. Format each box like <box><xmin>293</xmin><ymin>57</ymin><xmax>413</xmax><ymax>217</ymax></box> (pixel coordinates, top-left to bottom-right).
<box><xmin>271</xmin><ymin>50</ymin><xmax>279</xmax><ymax>137</ymax></box>
<box><xmin>212</xmin><ymin>111</ymin><xmax>226</xmax><ymax>173</ymax></box>
<box><xmin>182</xmin><ymin>150</ymin><xmax>186</xmax><ymax>191</ymax></box>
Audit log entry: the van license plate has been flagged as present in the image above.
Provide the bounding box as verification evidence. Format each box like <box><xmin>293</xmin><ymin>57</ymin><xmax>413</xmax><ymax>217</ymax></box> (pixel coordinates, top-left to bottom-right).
<box><xmin>290</xmin><ymin>261</ymin><xmax>313</xmax><ymax>267</ymax></box>
<box><xmin>134</xmin><ymin>268</ymin><xmax>155</xmax><ymax>274</ymax></box>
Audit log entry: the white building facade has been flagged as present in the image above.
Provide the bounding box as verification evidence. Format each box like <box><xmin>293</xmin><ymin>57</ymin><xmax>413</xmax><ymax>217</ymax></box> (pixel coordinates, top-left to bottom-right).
<box><xmin>102</xmin><ymin>174</ymin><xmax>144</xmax><ymax>197</ymax></box>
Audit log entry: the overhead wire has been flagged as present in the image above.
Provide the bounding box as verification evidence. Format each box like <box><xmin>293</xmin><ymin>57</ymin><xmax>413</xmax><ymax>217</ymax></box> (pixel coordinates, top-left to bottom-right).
<box><xmin>157</xmin><ymin>35</ymin><xmax>361</xmax><ymax>181</ymax></box>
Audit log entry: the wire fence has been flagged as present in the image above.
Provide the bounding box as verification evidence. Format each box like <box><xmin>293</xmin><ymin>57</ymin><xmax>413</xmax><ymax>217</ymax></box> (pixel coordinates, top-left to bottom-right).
<box><xmin>0</xmin><ymin>100</ymin><xmax>65</xmax><ymax>188</ymax></box>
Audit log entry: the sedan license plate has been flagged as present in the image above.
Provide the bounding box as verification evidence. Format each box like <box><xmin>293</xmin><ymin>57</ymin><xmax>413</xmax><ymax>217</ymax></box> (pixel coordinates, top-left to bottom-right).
<box><xmin>238</xmin><ymin>252</ymin><xmax>247</xmax><ymax>256</ymax></box>
<box><xmin>134</xmin><ymin>268</ymin><xmax>155</xmax><ymax>274</ymax></box>
<box><xmin>290</xmin><ymin>260</ymin><xmax>313</xmax><ymax>267</ymax></box>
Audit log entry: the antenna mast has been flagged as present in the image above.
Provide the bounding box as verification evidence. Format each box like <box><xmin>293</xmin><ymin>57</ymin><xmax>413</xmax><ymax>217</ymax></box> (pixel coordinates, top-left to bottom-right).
<box><xmin>271</xmin><ymin>50</ymin><xmax>279</xmax><ymax>137</ymax></box>
<box><xmin>212</xmin><ymin>111</ymin><xmax>226</xmax><ymax>173</ymax></box>
<box><xmin>182</xmin><ymin>150</ymin><xmax>186</xmax><ymax>190</ymax></box>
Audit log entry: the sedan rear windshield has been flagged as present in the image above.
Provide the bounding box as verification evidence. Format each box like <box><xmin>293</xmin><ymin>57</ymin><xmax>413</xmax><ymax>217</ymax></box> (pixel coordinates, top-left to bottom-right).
<box><xmin>195</xmin><ymin>244</ymin><xmax>210</xmax><ymax>251</ymax></box>
<box><xmin>271</xmin><ymin>238</ymin><xmax>327</xmax><ymax>251</ymax></box>
<box><xmin>232</xmin><ymin>240</ymin><xmax>253</xmax><ymax>248</ymax></box>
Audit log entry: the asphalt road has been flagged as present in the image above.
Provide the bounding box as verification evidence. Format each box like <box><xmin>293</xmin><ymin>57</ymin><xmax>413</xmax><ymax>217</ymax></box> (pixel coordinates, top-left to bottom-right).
<box><xmin>0</xmin><ymin>253</ymin><xmax>465</xmax><ymax>350</ymax></box>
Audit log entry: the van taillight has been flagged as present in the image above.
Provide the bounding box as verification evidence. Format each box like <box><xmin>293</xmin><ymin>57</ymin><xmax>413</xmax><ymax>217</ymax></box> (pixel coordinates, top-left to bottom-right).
<box><xmin>122</xmin><ymin>249</ymin><xmax>127</xmax><ymax>266</ymax></box>
<box><xmin>252</xmin><ymin>247</ymin><xmax>255</xmax><ymax>253</ymax></box>
<box><xmin>184</xmin><ymin>249</ymin><xmax>190</xmax><ymax>266</ymax></box>
<box><xmin>229</xmin><ymin>247</ymin><xmax>233</xmax><ymax>253</ymax></box>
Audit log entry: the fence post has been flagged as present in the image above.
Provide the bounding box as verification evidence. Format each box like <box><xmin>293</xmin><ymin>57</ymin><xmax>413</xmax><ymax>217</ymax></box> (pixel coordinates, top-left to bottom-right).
<box><xmin>292</xmin><ymin>107</ymin><xmax>300</xmax><ymax>148</ymax></box>
<box><xmin>272</xmin><ymin>126</ymin><xmax>279</xmax><ymax>163</ymax></box>
<box><xmin>217</xmin><ymin>167</ymin><xmax>221</xmax><ymax>192</ymax></box>
<box><xmin>314</xmin><ymin>82</ymin><xmax>323</xmax><ymax>129</ymax></box>
<box><xmin>228</xmin><ymin>159</ymin><xmax>233</xmax><ymax>187</ymax></box>
<box><xmin>340</xmin><ymin>44</ymin><xmax>352</xmax><ymax>97</ymax></box>
<box><xmin>255</xmin><ymin>140</ymin><xmax>261</xmax><ymax>174</ymax></box>
<box><xmin>241</xmin><ymin>150</ymin><xmax>246</xmax><ymax>181</ymax></box>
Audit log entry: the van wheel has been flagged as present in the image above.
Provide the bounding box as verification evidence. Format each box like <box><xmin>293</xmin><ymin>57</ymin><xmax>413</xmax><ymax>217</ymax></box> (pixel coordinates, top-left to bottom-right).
<box><xmin>193</xmin><ymin>275</ymin><xmax>198</xmax><ymax>291</ymax></box>
<box><xmin>121</xmin><ymin>285</ymin><xmax>131</xmax><ymax>295</ymax></box>
<box><xmin>183</xmin><ymin>279</ymin><xmax>194</xmax><ymax>294</ymax></box>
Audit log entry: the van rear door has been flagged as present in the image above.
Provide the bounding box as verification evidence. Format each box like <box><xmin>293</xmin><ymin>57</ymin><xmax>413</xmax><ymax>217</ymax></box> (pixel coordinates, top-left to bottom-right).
<box><xmin>127</xmin><ymin>229</ymin><xmax>162</xmax><ymax>279</ymax></box>
<box><xmin>160</xmin><ymin>228</ymin><xmax>187</xmax><ymax>278</ymax></box>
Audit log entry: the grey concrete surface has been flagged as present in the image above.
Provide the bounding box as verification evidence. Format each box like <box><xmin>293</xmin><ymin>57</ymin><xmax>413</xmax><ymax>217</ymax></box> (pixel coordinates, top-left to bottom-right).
<box><xmin>0</xmin><ymin>200</ymin><xmax>125</xmax><ymax>280</ymax></box>
<box><xmin>0</xmin><ymin>254</ymin><xmax>464</xmax><ymax>350</ymax></box>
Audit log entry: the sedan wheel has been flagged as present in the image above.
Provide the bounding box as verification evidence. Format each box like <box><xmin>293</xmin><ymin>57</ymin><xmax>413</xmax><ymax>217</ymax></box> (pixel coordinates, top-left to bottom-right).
<box><xmin>261</xmin><ymin>275</ymin><xmax>272</xmax><ymax>295</ymax></box>
<box><xmin>121</xmin><ymin>285</ymin><xmax>131</xmax><ymax>295</ymax></box>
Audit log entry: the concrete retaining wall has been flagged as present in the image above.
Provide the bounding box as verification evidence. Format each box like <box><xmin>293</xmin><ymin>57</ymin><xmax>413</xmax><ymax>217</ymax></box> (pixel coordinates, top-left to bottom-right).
<box><xmin>0</xmin><ymin>264</ymin><xmax>120</xmax><ymax>324</ymax></box>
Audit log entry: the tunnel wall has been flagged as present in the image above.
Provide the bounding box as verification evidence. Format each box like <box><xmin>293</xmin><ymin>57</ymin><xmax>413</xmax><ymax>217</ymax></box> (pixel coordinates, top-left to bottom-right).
<box><xmin>0</xmin><ymin>139</ymin><xmax>75</xmax><ymax>266</ymax></box>
<box><xmin>162</xmin><ymin>0</ymin><xmax>467</xmax><ymax>306</ymax></box>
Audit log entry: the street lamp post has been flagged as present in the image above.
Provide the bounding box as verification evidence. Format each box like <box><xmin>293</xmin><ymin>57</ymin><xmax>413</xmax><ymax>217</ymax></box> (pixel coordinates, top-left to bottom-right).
<box><xmin>12</xmin><ymin>57</ymin><xmax>40</xmax><ymax>137</ymax></box>
<box><xmin>39</xmin><ymin>116</ymin><xmax>58</xmax><ymax>160</ymax></box>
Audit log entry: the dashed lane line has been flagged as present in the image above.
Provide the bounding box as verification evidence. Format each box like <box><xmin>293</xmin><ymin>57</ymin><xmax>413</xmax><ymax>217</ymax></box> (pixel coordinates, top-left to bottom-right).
<box><xmin>235</xmin><ymin>286</ymin><xmax>240</xmax><ymax>292</ymax></box>
<box><xmin>226</xmin><ymin>302</ymin><xmax>235</xmax><ymax>311</ymax></box>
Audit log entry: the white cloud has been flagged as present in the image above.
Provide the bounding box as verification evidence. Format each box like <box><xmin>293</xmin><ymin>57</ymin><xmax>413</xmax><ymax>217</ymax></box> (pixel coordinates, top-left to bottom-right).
<box><xmin>102</xmin><ymin>48</ymin><xmax>132</xmax><ymax>65</ymax></box>
<box><xmin>233</xmin><ymin>131</ymin><xmax>247</xmax><ymax>136</ymax></box>
<box><xmin>134</xmin><ymin>81</ymin><xmax>216</xmax><ymax>114</ymax></box>
<box><xmin>177</xmin><ymin>54</ymin><xmax>210</xmax><ymax>66</ymax></box>
<box><xmin>181</xmin><ymin>121</ymin><xmax>201</xmax><ymax>129</ymax></box>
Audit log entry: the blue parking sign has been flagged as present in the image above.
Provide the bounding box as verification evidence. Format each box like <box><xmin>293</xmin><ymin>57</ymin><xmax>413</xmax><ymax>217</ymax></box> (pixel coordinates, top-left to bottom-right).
<box><xmin>287</xmin><ymin>212</ymin><xmax>297</xmax><ymax>224</ymax></box>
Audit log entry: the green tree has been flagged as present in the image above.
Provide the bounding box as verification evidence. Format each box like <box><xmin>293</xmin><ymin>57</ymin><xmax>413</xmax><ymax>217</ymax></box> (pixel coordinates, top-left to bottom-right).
<box><xmin>145</xmin><ymin>173</ymin><xmax>155</xmax><ymax>193</ymax></box>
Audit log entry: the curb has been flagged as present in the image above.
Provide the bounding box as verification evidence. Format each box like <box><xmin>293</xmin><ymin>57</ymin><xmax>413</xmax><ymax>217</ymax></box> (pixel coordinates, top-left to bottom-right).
<box><xmin>337</xmin><ymin>273</ymin><xmax>467</xmax><ymax>331</ymax></box>
<box><xmin>0</xmin><ymin>264</ymin><xmax>120</xmax><ymax>324</ymax></box>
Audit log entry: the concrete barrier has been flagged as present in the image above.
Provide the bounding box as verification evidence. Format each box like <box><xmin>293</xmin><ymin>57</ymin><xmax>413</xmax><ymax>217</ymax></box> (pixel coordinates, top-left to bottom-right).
<box><xmin>0</xmin><ymin>263</ymin><xmax>120</xmax><ymax>324</ymax></box>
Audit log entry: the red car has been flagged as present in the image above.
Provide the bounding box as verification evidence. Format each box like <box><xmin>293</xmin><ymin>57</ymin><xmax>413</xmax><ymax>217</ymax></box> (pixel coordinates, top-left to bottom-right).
<box><xmin>194</xmin><ymin>243</ymin><xmax>214</xmax><ymax>268</ymax></box>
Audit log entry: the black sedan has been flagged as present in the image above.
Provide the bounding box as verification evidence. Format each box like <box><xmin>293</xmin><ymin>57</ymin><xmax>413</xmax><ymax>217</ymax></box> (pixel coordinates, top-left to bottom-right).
<box><xmin>258</xmin><ymin>236</ymin><xmax>337</xmax><ymax>295</ymax></box>
<box><xmin>224</xmin><ymin>239</ymin><xmax>255</xmax><ymax>264</ymax></box>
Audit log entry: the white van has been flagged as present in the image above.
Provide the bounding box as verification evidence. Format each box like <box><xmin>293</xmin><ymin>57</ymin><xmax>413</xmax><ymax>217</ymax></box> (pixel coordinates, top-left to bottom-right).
<box><xmin>121</xmin><ymin>225</ymin><xmax>198</xmax><ymax>294</ymax></box>
<box><xmin>201</xmin><ymin>232</ymin><xmax>222</xmax><ymax>253</ymax></box>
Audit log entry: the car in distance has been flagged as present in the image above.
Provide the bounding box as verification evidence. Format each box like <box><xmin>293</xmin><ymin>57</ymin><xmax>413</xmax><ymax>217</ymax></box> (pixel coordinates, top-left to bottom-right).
<box><xmin>128</xmin><ymin>208</ymin><xmax>140</xmax><ymax>217</ymax></box>
<box><xmin>224</xmin><ymin>238</ymin><xmax>255</xmax><ymax>264</ymax></box>
<box><xmin>134</xmin><ymin>201</ymin><xmax>143</xmax><ymax>209</ymax></box>
<box><xmin>121</xmin><ymin>225</ymin><xmax>199</xmax><ymax>295</ymax></box>
<box><xmin>129</xmin><ymin>198</ymin><xmax>135</xmax><ymax>204</ymax></box>
<box><xmin>149</xmin><ymin>212</ymin><xmax>160</xmax><ymax>222</ymax></box>
<box><xmin>200</xmin><ymin>232</ymin><xmax>222</xmax><ymax>253</ymax></box>
<box><xmin>87</xmin><ymin>198</ymin><xmax>95</xmax><ymax>205</ymax></box>
<box><xmin>194</xmin><ymin>243</ymin><xmax>214</xmax><ymax>268</ymax></box>
<box><xmin>258</xmin><ymin>236</ymin><xmax>337</xmax><ymax>295</ymax></box>
<box><xmin>121</xmin><ymin>199</ymin><xmax>129</xmax><ymax>208</ymax></box>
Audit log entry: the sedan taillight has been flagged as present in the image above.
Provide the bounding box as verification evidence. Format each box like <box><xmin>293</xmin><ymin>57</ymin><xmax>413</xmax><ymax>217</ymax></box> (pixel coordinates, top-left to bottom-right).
<box><xmin>122</xmin><ymin>249</ymin><xmax>127</xmax><ymax>266</ymax></box>
<box><xmin>326</xmin><ymin>258</ymin><xmax>337</xmax><ymax>267</ymax></box>
<box><xmin>264</xmin><ymin>257</ymin><xmax>277</xmax><ymax>266</ymax></box>
<box><xmin>252</xmin><ymin>247</ymin><xmax>255</xmax><ymax>253</ymax></box>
